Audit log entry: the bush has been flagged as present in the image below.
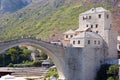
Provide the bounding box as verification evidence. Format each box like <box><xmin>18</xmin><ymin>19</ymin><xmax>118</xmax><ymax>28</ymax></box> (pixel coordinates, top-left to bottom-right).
<box><xmin>8</xmin><ymin>63</ymin><xmax>14</xmax><ymax>67</ymax></box>
<box><xmin>32</xmin><ymin>60</ymin><xmax>42</xmax><ymax>67</ymax></box>
<box><xmin>45</xmin><ymin>68</ymin><xmax>58</xmax><ymax>78</ymax></box>
<box><xmin>96</xmin><ymin>64</ymin><xmax>119</xmax><ymax>80</ymax></box>
<box><xmin>26</xmin><ymin>78</ymin><xmax>34</xmax><ymax>80</ymax></box>
<box><xmin>107</xmin><ymin>77</ymin><xmax>114</xmax><ymax>80</ymax></box>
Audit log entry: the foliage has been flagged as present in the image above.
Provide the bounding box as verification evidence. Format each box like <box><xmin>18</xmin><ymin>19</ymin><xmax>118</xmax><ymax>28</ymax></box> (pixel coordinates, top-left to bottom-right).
<box><xmin>0</xmin><ymin>46</ymin><xmax>32</xmax><ymax>67</ymax></box>
<box><xmin>8</xmin><ymin>63</ymin><xmax>14</xmax><ymax>67</ymax></box>
<box><xmin>96</xmin><ymin>64</ymin><xmax>119</xmax><ymax>80</ymax></box>
<box><xmin>39</xmin><ymin>51</ymin><xmax>48</xmax><ymax>60</ymax></box>
<box><xmin>32</xmin><ymin>60</ymin><xmax>42</xmax><ymax>67</ymax></box>
<box><xmin>96</xmin><ymin>64</ymin><xmax>110</xmax><ymax>80</ymax></box>
<box><xmin>26</xmin><ymin>78</ymin><xmax>35</xmax><ymax>80</ymax></box>
<box><xmin>107</xmin><ymin>77</ymin><xmax>114</xmax><ymax>80</ymax></box>
<box><xmin>45</xmin><ymin>68</ymin><xmax>58</xmax><ymax>78</ymax></box>
<box><xmin>0</xmin><ymin>0</ymin><xmax>114</xmax><ymax>40</ymax></box>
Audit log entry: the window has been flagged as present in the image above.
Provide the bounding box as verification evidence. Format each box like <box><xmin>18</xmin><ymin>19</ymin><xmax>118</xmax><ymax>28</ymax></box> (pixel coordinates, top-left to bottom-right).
<box><xmin>86</xmin><ymin>24</ymin><xmax>88</xmax><ymax>27</ymax></box>
<box><xmin>96</xmin><ymin>24</ymin><xmax>98</xmax><ymax>28</ymax></box>
<box><xmin>96</xmin><ymin>31</ymin><xmax>98</xmax><ymax>33</ymax></box>
<box><xmin>98</xmin><ymin>41</ymin><xmax>100</xmax><ymax>45</ymax></box>
<box><xmin>91</xmin><ymin>25</ymin><xmax>93</xmax><ymax>28</ymax></box>
<box><xmin>89</xmin><ymin>16</ymin><xmax>91</xmax><ymax>19</ymax></box>
<box><xmin>98</xmin><ymin>14</ymin><xmax>101</xmax><ymax>18</ymax></box>
<box><xmin>78</xmin><ymin>40</ymin><xmax>80</xmax><ymax>44</ymax></box>
<box><xmin>94</xmin><ymin>40</ymin><xmax>96</xmax><ymax>44</ymax></box>
<box><xmin>71</xmin><ymin>35</ymin><xmax>73</xmax><ymax>38</ymax></box>
<box><xmin>73</xmin><ymin>41</ymin><xmax>75</xmax><ymax>44</ymax></box>
<box><xmin>107</xmin><ymin>14</ymin><xmax>109</xmax><ymax>19</ymax></box>
<box><xmin>83</xmin><ymin>17</ymin><xmax>85</xmax><ymax>20</ymax></box>
<box><xmin>88</xmin><ymin>40</ymin><xmax>90</xmax><ymax>44</ymax></box>
<box><xmin>66</xmin><ymin>35</ymin><xmax>68</xmax><ymax>38</ymax></box>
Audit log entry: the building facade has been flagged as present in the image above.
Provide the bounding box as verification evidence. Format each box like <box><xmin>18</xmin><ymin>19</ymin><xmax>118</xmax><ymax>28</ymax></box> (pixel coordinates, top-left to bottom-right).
<box><xmin>63</xmin><ymin>7</ymin><xmax>118</xmax><ymax>59</ymax></box>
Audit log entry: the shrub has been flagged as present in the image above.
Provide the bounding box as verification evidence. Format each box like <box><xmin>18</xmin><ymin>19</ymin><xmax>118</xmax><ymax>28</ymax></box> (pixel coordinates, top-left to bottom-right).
<box><xmin>32</xmin><ymin>60</ymin><xmax>42</xmax><ymax>67</ymax></box>
<box><xmin>45</xmin><ymin>68</ymin><xmax>58</xmax><ymax>78</ymax></box>
<box><xmin>8</xmin><ymin>63</ymin><xmax>14</xmax><ymax>67</ymax></box>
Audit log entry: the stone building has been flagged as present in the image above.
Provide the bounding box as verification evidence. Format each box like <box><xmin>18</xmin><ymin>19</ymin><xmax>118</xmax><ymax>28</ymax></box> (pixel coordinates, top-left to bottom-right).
<box><xmin>63</xmin><ymin>7</ymin><xmax>118</xmax><ymax>80</ymax></box>
<box><xmin>63</xmin><ymin>7</ymin><xmax>118</xmax><ymax>60</ymax></box>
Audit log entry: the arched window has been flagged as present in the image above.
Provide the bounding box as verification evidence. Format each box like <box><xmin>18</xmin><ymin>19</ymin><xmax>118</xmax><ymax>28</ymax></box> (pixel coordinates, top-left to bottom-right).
<box><xmin>107</xmin><ymin>14</ymin><xmax>109</xmax><ymax>19</ymax></box>
<box><xmin>96</xmin><ymin>31</ymin><xmax>98</xmax><ymax>33</ymax></box>
<box><xmin>89</xmin><ymin>16</ymin><xmax>91</xmax><ymax>19</ymax></box>
<box><xmin>88</xmin><ymin>40</ymin><xmax>90</xmax><ymax>44</ymax></box>
<box><xmin>73</xmin><ymin>41</ymin><xmax>75</xmax><ymax>44</ymax></box>
<box><xmin>71</xmin><ymin>35</ymin><xmax>73</xmax><ymax>38</ymax></box>
<box><xmin>86</xmin><ymin>24</ymin><xmax>88</xmax><ymax>27</ymax></box>
<box><xmin>94</xmin><ymin>40</ymin><xmax>96</xmax><ymax>44</ymax></box>
<box><xmin>98</xmin><ymin>14</ymin><xmax>101</xmax><ymax>18</ymax></box>
<box><xmin>91</xmin><ymin>25</ymin><xmax>93</xmax><ymax>28</ymax></box>
<box><xmin>96</xmin><ymin>24</ymin><xmax>98</xmax><ymax>28</ymax></box>
<box><xmin>78</xmin><ymin>40</ymin><xmax>80</xmax><ymax>44</ymax></box>
<box><xmin>66</xmin><ymin>35</ymin><xmax>68</xmax><ymax>38</ymax></box>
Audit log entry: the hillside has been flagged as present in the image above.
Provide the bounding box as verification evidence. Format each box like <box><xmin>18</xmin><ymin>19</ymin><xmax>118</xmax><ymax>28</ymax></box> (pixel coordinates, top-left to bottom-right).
<box><xmin>0</xmin><ymin>0</ymin><xmax>119</xmax><ymax>40</ymax></box>
<box><xmin>0</xmin><ymin>0</ymin><xmax>32</xmax><ymax>13</ymax></box>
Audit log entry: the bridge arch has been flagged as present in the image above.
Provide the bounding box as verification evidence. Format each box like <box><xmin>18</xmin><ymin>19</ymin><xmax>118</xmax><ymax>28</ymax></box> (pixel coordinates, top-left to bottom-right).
<box><xmin>0</xmin><ymin>38</ymin><xmax>67</xmax><ymax>79</ymax></box>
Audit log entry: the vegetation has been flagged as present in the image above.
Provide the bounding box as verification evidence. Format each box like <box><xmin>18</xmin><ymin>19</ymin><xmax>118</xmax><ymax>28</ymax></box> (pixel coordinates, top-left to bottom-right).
<box><xmin>96</xmin><ymin>64</ymin><xmax>119</xmax><ymax>80</ymax></box>
<box><xmin>0</xmin><ymin>46</ymin><xmax>32</xmax><ymax>67</ymax></box>
<box><xmin>45</xmin><ymin>67</ymin><xmax>58</xmax><ymax>79</ymax></box>
<box><xmin>0</xmin><ymin>46</ymin><xmax>48</xmax><ymax>67</ymax></box>
<box><xmin>0</xmin><ymin>0</ymin><xmax>114</xmax><ymax>41</ymax></box>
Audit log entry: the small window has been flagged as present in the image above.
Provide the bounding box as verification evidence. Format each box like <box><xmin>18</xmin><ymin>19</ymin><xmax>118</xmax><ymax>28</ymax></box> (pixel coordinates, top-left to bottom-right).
<box><xmin>94</xmin><ymin>40</ymin><xmax>96</xmax><ymax>44</ymax></box>
<box><xmin>89</xmin><ymin>16</ymin><xmax>91</xmax><ymax>19</ymax></box>
<box><xmin>86</xmin><ymin>24</ymin><xmax>88</xmax><ymax>27</ymax></box>
<box><xmin>98</xmin><ymin>14</ymin><xmax>101</xmax><ymax>18</ymax></box>
<box><xmin>66</xmin><ymin>35</ymin><xmax>68</xmax><ymax>38</ymax></box>
<box><xmin>88</xmin><ymin>40</ymin><xmax>90</xmax><ymax>44</ymax></box>
<box><xmin>83</xmin><ymin>17</ymin><xmax>85</xmax><ymax>20</ymax></box>
<box><xmin>91</xmin><ymin>25</ymin><xmax>93</xmax><ymax>28</ymax></box>
<box><xmin>73</xmin><ymin>41</ymin><xmax>75</xmax><ymax>44</ymax></box>
<box><xmin>96</xmin><ymin>24</ymin><xmax>98</xmax><ymax>28</ymax></box>
<box><xmin>78</xmin><ymin>40</ymin><xmax>80</xmax><ymax>44</ymax></box>
<box><xmin>96</xmin><ymin>31</ymin><xmax>98</xmax><ymax>33</ymax></box>
<box><xmin>71</xmin><ymin>35</ymin><xmax>73</xmax><ymax>38</ymax></box>
<box><xmin>98</xmin><ymin>41</ymin><xmax>100</xmax><ymax>45</ymax></box>
<box><xmin>107</xmin><ymin>14</ymin><xmax>109</xmax><ymax>19</ymax></box>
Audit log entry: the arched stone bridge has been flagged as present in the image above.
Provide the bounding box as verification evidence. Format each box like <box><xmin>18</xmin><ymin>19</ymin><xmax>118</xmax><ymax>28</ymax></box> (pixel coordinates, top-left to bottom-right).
<box><xmin>0</xmin><ymin>38</ymin><xmax>105</xmax><ymax>80</ymax></box>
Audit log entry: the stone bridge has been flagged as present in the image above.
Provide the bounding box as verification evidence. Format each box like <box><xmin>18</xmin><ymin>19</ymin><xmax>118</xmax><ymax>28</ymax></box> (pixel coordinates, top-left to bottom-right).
<box><xmin>0</xmin><ymin>38</ymin><xmax>105</xmax><ymax>80</ymax></box>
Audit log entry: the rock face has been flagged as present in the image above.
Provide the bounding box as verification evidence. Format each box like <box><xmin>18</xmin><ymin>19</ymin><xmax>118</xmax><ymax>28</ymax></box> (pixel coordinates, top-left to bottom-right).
<box><xmin>0</xmin><ymin>0</ymin><xmax>32</xmax><ymax>13</ymax></box>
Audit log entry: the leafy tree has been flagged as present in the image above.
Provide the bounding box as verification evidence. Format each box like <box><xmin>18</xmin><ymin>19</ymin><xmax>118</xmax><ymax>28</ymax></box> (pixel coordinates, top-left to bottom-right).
<box><xmin>8</xmin><ymin>63</ymin><xmax>14</xmax><ymax>67</ymax></box>
<box><xmin>107</xmin><ymin>77</ymin><xmax>114</xmax><ymax>80</ymax></box>
<box><xmin>96</xmin><ymin>64</ymin><xmax>110</xmax><ymax>80</ymax></box>
<box><xmin>45</xmin><ymin>68</ymin><xmax>58</xmax><ymax>78</ymax></box>
<box><xmin>32</xmin><ymin>60</ymin><xmax>42</xmax><ymax>67</ymax></box>
<box><xmin>96</xmin><ymin>64</ymin><xmax>119</xmax><ymax>80</ymax></box>
<box><xmin>40</xmin><ymin>51</ymin><xmax>47</xmax><ymax>60</ymax></box>
<box><xmin>7</xmin><ymin>48</ymin><xmax>18</xmax><ymax>63</ymax></box>
<box><xmin>107</xmin><ymin>64</ymin><xmax>119</xmax><ymax>80</ymax></box>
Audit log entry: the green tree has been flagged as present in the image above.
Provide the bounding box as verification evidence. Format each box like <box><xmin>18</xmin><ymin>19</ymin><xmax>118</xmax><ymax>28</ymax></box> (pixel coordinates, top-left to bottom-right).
<box><xmin>107</xmin><ymin>77</ymin><xmax>114</xmax><ymax>80</ymax></box>
<box><xmin>45</xmin><ymin>68</ymin><xmax>58</xmax><ymax>78</ymax></box>
<box><xmin>32</xmin><ymin>60</ymin><xmax>42</xmax><ymax>67</ymax></box>
<box><xmin>40</xmin><ymin>51</ymin><xmax>47</xmax><ymax>60</ymax></box>
<box><xmin>7</xmin><ymin>48</ymin><xmax>18</xmax><ymax>63</ymax></box>
<box><xmin>107</xmin><ymin>64</ymin><xmax>119</xmax><ymax>80</ymax></box>
<box><xmin>8</xmin><ymin>63</ymin><xmax>14</xmax><ymax>67</ymax></box>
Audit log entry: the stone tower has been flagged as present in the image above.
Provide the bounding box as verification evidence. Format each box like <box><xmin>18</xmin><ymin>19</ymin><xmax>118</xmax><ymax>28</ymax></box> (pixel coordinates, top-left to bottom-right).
<box><xmin>78</xmin><ymin>7</ymin><xmax>118</xmax><ymax>59</ymax></box>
